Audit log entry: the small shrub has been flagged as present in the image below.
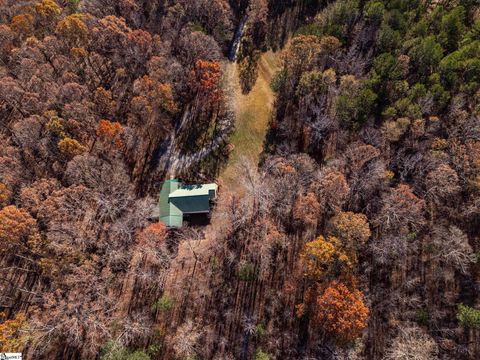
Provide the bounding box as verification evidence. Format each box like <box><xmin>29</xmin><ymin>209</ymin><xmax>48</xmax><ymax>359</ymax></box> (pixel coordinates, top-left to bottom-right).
<box><xmin>270</xmin><ymin>68</ymin><xmax>287</xmax><ymax>92</ymax></box>
<box><xmin>100</xmin><ymin>341</ymin><xmax>151</xmax><ymax>360</ymax></box>
<box><xmin>407</xmin><ymin>232</ymin><xmax>417</xmax><ymax>241</ymax></box>
<box><xmin>382</xmin><ymin>106</ymin><xmax>397</xmax><ymax>119</ymax></box>
<box><xmin>190</xmin><ymin>22</ymin><xmax>206</xmax><ymax>33</ymax></box>
<box><xmin>210</xmin><ymin>256</ymin><xmax>220</xmax><ymax>272</ymax></box>
<box><xmin>255</xmin><ymin>350</ymin><xmax>270</xmax><ymax>360</ymax></box>
<box><xmin>147</xmin><ymin>344</ymin><xmax>161</xmax><ymax>357</ymax></box>
<box><xmin>255</xmin><ymin>323</ymin><xmax>267</xmax><ymax>339</ymax></box>
<box><xmin>126</xmin><ymin>351</ymin><xmax>150</xmax><ymax>360</ymax></box>
<box><xmin>457</xmin><ymin>304</ymin><xmax>480</xmax><ymax>329</ymax></box>
<box><xmin>152</xmin><ymin>294</ymin><xmax>174</xmax><ymax>313</ymax></box>
<box><xmin>416</xmin><ymin>308</ymin><xmax>430</xmax><ymax>326</ymax></box>
<box><xmin>237</xmin><ymin>261</ymin><xmax>256</xmax><ymax>281</ymax></box>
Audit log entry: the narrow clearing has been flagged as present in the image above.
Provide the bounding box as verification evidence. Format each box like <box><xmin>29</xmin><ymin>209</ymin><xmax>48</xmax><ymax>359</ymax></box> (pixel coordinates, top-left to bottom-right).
<box><xmin>220</xmin><ymin>51</ymin><xmax>282</xmax><ymax>192</ymax></box>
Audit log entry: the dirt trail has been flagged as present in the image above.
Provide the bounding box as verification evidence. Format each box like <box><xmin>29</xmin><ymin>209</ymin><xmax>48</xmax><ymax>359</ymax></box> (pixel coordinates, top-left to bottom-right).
<box><xmin>220</xmin><ymin>51</ymin><xmax>282</xmax><ymax>191</ymax></box>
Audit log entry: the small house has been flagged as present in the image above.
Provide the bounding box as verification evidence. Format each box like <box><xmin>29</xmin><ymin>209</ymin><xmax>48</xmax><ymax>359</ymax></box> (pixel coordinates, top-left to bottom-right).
<box><xmin>159</xmin><ymin>179</ymin><xmax>218</xmax><ymax>227</ymax></box>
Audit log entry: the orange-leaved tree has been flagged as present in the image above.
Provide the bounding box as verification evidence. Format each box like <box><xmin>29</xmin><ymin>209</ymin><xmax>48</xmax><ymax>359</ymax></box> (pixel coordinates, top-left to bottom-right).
<box><xmin>132</xmin><ymin>75</ymin><xmax>178</xmax><ymax>116</ymax></box>
<box><xmin>96</xmin><ymin>119</ymin><xmax>124</xmax><ymax>149</ymax></box>
<box><xmin>10</xmin><ymin>13</ymin><xmax>34</xmax><ymax>37</ymax></box>
<box><xmin>138</xmin><ymin>222</ymin><xmax>167</xmax><ymax>245</ymax></box>
<box><xmin>0</xmin><ymin>312</ymin><xmax>29</xmax><ymax>352</ymax></box>
<box><xmin>192</xmin><ymin>59</ymin><xmax>222</xmax><ymax>102</ymax></box>
<box><xmin>314</xmin><ymin>281</ymin><xmax>369</xmax><ymax>342</ymax></box>
<box><xmin>0</xmin><ymin>205</ymin><xmax>37</xmax><ymax>254</ymax></box>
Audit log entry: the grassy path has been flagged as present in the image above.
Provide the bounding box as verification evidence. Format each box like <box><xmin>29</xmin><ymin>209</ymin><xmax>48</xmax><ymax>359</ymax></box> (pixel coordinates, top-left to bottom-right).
<box><xmin>220</xmin><ymin>51</ymin><xmax>282</xmax><ymax>190</ymax></box>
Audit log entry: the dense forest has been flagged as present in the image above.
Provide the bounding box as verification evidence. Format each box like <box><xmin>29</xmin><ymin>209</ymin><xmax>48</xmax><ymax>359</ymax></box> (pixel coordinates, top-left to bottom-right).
<box><xmin>1</xmin><ymin>0</ymin><xmax>480</xmax><ymax>359</ymax></box>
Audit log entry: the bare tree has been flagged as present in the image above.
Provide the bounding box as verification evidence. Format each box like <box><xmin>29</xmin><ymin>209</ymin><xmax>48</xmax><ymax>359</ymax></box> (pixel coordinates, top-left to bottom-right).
<box><xmin>432</xmin><ymin>226</ymin><xmax>476</xmax><ymax>274</ymax></box>
<box><xmin>384</xmin><ymin>324</ymin><xmax>439</xmax><ymax>360</ymax></box>
<box><xmin>425</xmin><ymin>164</ymin><xmax>461</xmax><ymax>206</ymax></box>
<box><xmin>169</xmin><ymin>320</ymin><xmax>203</xmax><ymax>359</ymax></box>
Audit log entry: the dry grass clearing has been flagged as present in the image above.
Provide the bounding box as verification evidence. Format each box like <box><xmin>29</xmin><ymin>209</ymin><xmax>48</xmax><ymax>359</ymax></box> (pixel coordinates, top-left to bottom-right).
<box><xmin>220</xmin><ymin>51</ymin><xmax>282</xmax><ymax>191</ymax></box>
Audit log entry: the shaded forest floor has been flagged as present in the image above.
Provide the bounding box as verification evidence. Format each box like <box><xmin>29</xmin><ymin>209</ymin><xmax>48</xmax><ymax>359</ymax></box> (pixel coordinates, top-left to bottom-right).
<box><xmin>219</xmin><ymin>51</ymin><xmax>282</xmax><ymax>192</ymax></box>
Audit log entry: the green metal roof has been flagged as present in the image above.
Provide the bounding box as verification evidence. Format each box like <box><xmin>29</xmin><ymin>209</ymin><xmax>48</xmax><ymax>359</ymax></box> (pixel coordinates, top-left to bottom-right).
<box><xmin>169</xmin><ymin>183</ymin><xmax>218</xmax><ymax>198</ymax></box>
<box><xmin>159</xmin><ymin>180</ymin><xmax>217</xmax><ymax>227</ymax></box>
<box><xmin>170</xmin><ymin>195</ymin><xmax>211</xmax><ymax>214</ymax></box>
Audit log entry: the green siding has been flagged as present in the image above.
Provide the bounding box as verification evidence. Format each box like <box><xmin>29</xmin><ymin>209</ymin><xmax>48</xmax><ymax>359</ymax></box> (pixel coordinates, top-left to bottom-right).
<box><xmin>159</xmin><ymin>180</ymin><xmax>183</xmax><ymax>227</ymax></box>
<box><xmin>164</xmin><ymin>204</ymin><xmax>183</xmax><ymax>227</ymax></box>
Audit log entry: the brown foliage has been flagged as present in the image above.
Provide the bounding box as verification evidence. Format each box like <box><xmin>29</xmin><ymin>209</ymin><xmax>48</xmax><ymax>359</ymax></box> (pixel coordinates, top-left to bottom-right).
<box><xmin>285</xmin><ymin>35</ymin><xmax>340</xmax><ymax>75</ymax></box>
<box><xmin>93</xmin><ymin>87</ymin><xmax>114</xmax><ymax>116</ymax></box>
<box><xmin>34</xmin><ymin>0</ymin><xmax>61</xmax><ymax>22</ymax></box>
<box><xmin>55</xmin><ymin>14</ymin><xmax>88</xmax><ymax>44</ymax></box>
<box><xmin>0</xmin><ymin>0</ymin><xmax>237</xmax><ymax>358</ymax></box>
<box><xmin>344</xmin><ymin>143</ymin><xmax>380</xmax><ymax>175</ymax></box>
<box><xmin>0</xmin><ymin>24</ymin><xmax>15</xmax><ymax>58</ymax></box>
<box><xmin>238</xmin><ymin>51</ymin><xmax>261</xmax><ymax>94</ymax></box>
<box><xmin>292</xmin><ymin>192</ymin><xmax>320</xmax><ymax>229</ymax></box>
<box><xmin>132</xmin><ymin>75</ymin><xmax>178</xmax><ymax>116</ymax></box>
<box><xmin>329</xmin><ymin>211</ymin><xmax>371</xmax><ymax>249</ymax></box>
<box><xmin>29</xmin><ymin>261</ymin><xmax>117</xmax><ymax>358</ymax></box>
<box><xmin>19</xmin><ymin>178</ymin><xmax>61</xmax><ymax>216</ymax></box>
<box><xmin>451</xmin><ymin>140</ymin><xmax>480</xmax><ymax>178</ymax></box>
<box><xmin>317</xmin><ymin>169</ymin><xmax>350</xmax><ymax>213</ymax></box>
<box><xmin>0</xmin><ymin>183</ymin><xmax>12</xmax><ymax>208</ymax></box>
